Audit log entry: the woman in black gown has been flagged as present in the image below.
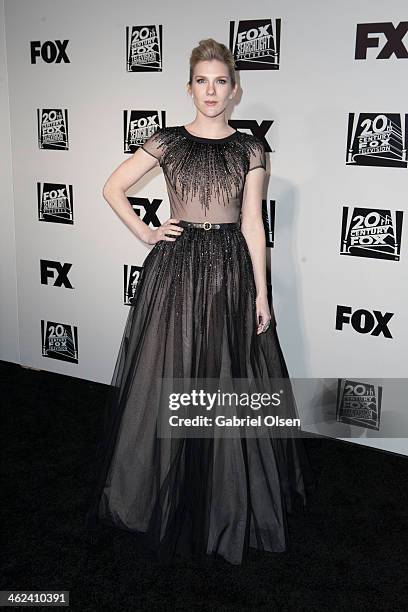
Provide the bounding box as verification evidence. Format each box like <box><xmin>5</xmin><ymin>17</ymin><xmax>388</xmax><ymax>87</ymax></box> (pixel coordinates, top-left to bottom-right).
<box><xmin>86</xmin><ymin>38</ymin><xmax>315</xmax><ymax>565</ymax></box>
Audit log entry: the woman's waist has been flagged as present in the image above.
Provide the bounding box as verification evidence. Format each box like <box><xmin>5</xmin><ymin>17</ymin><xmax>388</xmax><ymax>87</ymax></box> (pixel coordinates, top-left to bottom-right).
<box><xmin>177</xmin><ymin>219</ymin><xmax>240</xmax><ymax>231</ymax></box>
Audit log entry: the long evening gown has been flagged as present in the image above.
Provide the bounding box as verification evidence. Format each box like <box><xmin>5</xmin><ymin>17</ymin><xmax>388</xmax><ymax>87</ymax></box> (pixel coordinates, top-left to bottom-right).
<box><xmin>86</xmin><ymin>125</ymin><xmax>315</xmax><ymax>565</ymax></box>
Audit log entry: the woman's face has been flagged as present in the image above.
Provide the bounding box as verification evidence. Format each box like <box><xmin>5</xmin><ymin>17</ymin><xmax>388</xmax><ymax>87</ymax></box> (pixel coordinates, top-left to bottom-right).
<box><xmin>188</xmin><ymin>59</ymin><xmax>237</xmax><ymax>117</ymax></box>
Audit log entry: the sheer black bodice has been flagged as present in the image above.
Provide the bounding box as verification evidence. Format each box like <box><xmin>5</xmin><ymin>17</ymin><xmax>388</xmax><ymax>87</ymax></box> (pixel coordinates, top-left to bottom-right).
<box><xmin>141</xmin><ymin>125</ymin><xmax>266</xmax><ymax>223</ymax></box>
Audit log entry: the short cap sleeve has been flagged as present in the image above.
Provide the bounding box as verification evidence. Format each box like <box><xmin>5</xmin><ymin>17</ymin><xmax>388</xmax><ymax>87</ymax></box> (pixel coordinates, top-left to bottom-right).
<box><xmin>248</xmin><ymin>139</ymin><xmax>266</xmax><ymax>172</ymax></box>
<box><xmin>141</xmin><ymin>128</ymin><xmax>165</xmax><ymax>166</ymax></box>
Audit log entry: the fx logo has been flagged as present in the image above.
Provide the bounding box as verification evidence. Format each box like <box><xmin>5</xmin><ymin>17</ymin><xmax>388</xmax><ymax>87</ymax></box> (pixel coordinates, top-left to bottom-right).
<box><xmin>30</xmin><ymin>40</ymin><xmax>70</xmax><ymax>64</ymax></box>
<box><xmin>355</xmin><ymin>22</ymin><xmax>408</xmax><ymax>59</ymax></box>
<box><xmin>129</xmin><ymin>198</ymin><xmax>162</xmax><ymax>228</ymax></box>
<box><xmin>229</xmin><ymin>119</ymin><xmax>273</xmax><ymax>152</ymax></box>
<box><xmin>40</xmin><ymin>260</ymin><xmax>73</xmax><ymax>288</ymax></box>
<box><xmin>335</xmin><ymin>305</ymin><xmax>394</xmax><ymax>338</ymax></box>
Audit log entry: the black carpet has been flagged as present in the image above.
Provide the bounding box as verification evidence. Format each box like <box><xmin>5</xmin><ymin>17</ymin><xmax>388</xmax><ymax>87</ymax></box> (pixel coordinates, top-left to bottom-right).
<box><xmin>1</xmin><ymin>359</ymin><xmax>407</xmax><ymax>611</ymax></box>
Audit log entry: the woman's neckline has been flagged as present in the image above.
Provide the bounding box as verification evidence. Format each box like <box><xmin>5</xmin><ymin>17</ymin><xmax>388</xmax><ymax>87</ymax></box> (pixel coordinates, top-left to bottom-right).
<box><xmin>180</xmin><ymin>125</ymin><xmax>238</xmax><ymax>143</ymax></box>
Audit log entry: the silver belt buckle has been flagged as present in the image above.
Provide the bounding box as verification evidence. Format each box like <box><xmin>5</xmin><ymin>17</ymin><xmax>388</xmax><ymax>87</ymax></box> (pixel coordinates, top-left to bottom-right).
<box><xmin>203</xmin><ymin>221</ymin><xmax>212</xmax><ymax>230</ymax></box>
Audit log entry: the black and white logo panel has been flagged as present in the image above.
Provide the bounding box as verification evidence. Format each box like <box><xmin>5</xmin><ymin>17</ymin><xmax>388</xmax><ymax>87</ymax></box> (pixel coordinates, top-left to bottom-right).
<box><xmin>340</xmin><ymin>206</ymin><xmax>403</xmax><ymax>260</ymax></box>
<box><xmin>123</xmin><ymin>111</ymin><xmax>165</xmax><ymax>153</ymax></box>
<box><xmin>38</xmin><ymin>182</ymin><xmax>74</xmax><ymax>224</ymax></box>
<box><xmin>336</xmin><ymin>379</ymin><xmax>382</xmax><ymax>430</ymax></box>
<box><xmin>355</xmin><ymin>21</ymin><xmax>408</xmax><ymax>60</ymax></box>
<box><xmin>335</xmin><ymin>305</ymin><xmax>394</xmax><ymax>339</ymax></box>
<box><xmin>230</xmin><ymin>18</ymin><xmax>281</xmax><ymax>70</ymax></box>
<box><xmin>124</xmin><ymin>264</ymin><xmax>144</xmax><ymax>305</ymax></box>
<box><xmin>128</xmin><ymin>196</ymin><xmax>163</xmax><ymax>229</ymax></box>
<box><xmin>41</xmin><ymin>320</ymin><xmax>78</xmax><ymax>363</ymax></box>
<box><xmin>40</xmin><ymin>260</ymin><xmax>73</xmax><ymax>289</ymax></box>
<box><xmin>37</xmin><ymin>108</ymin><xmax>69</xmax><ymax>150</ymax></box>
<box><xmin>346</xmin><ymin>113</ymin><xmax>408</xmax><ymax>167</ymax></box>
<box><xmin>230</xmin><ymin>119</ymin><xmax>274</xmax><ymax>153</ymax></box>
<box><xmin>126</xmin><ymin>25</ymin><xmax>162</xmax><ymax>72</ymax></box>
<box><xmin>262</xmin><ymin>200</ymin><xmax>275</xmax><ymax>248</ymax></box>
<box><xmin>30</xmin><ymin>40</ymin><xmax>70</xmax><ymax>64</ymax></box>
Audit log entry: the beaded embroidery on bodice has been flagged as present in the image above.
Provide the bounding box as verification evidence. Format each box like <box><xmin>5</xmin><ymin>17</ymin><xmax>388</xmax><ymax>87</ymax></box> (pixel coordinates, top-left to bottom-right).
<box><xmin>141</xmin><ymin>125</ymin><xmax>266</xmax><ymax>224</ymax></box>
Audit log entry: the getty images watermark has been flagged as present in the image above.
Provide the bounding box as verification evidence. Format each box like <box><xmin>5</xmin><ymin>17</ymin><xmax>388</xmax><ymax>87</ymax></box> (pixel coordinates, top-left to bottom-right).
<box><xmin>148</xmin><ymin>377</ymin><xmax>407</xmax><ymax>440</ymax></box>
<box><xmin>156</xmin><ymin>377</ymin><xmax>304</xmax><ymax>438</ymax></box>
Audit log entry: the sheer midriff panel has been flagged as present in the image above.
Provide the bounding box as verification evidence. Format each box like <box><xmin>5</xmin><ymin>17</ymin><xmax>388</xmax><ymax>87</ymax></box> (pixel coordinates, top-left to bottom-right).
<box><xmin>164</xmin><ymin>174</ymin><xmax>242</xmax><ymax>224</ymax></box>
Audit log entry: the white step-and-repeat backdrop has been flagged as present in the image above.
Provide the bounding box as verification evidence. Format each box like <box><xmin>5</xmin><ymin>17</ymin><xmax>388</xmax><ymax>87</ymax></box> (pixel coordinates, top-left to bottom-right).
<box><xmin>1</xmin><ymin>0</ymin><xmax>407</xmax><ymax>454</ymax></box>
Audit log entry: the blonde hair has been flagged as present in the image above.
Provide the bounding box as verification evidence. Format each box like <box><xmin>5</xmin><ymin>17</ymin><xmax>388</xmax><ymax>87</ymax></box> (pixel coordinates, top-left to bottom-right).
<box><xmin>188</xmin><ymin>38</ymin><xmax>236</xmax><ymax>89</ymax></box>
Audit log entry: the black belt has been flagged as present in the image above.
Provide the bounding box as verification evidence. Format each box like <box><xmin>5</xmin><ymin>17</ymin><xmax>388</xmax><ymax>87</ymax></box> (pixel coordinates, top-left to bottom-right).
<box><xmin>178</xmin><ymin>219</ymin><xmax>239</xmax><ymax>230</ymax></box>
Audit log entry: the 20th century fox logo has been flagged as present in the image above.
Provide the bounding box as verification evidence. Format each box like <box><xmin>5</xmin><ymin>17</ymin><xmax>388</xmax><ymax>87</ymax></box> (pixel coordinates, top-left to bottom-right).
<box><xmin>41</xmin><ymin>321</ymin><xmax>78</xmax><ymax>363</ymax></box>
<box><xmin>126</xmin><ymin>25</ymin><xmax>162</xmax><ymax>72</ymax></box>
<box><xmin>346</xmin><ymin>113</ymin><xmax>408</xmax><ymax>167</ymax></box>
<box><xmin>124</xmin><ymin>264</ymin><xmax>144</xmax><ymax>305</ymax></box>
<box><xmin>37</xmin><ymin>108</ymin><xmax>69</xmax><ymax>150</ymax></box>
<box><xmin>340</xmin><ymin>206</ymin><xmax>403</xmax><ymax>261</ymax></box>
<box><xmin>336</xmin><ymin>379</ymin><xmax>382</xmax><ymax>430</ymax></box>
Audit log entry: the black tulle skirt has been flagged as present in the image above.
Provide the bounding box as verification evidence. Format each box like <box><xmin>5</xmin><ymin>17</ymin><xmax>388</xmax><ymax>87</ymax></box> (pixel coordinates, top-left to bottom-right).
<box><xmin>85</xmin><ymin>221</ymin><xmax>316</xmax><ymax>565</ymax></box>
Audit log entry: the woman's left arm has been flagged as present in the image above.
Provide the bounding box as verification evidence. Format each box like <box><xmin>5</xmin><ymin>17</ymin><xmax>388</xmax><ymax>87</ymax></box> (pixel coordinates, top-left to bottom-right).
<box><xmin>241</xmin><ymin>167</ymin><xmax>276</xmax><ymax>334</ymax></box>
